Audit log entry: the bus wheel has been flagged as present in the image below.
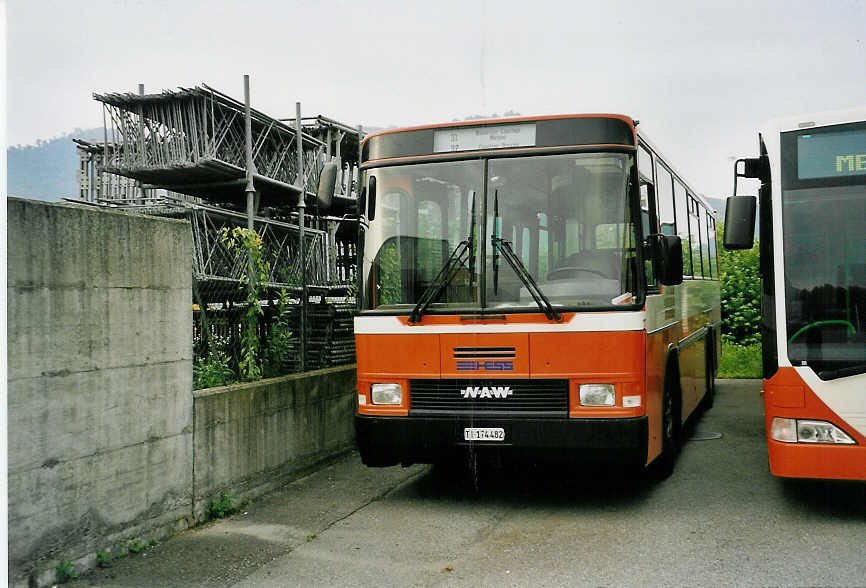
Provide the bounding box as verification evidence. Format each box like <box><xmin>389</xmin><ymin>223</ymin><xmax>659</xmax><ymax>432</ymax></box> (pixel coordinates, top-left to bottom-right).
<box><xmin>652</xmin><ymin>385</ymin><xmax>681</xmax><ymax>480</ymax></box>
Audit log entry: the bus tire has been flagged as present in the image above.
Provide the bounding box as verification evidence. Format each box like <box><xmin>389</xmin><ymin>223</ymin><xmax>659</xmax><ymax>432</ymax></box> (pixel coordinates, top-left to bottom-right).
<box><xmin>652</xmin><ymin>365</ymin><xmax>682</xmax><ymax>480</ymax></box>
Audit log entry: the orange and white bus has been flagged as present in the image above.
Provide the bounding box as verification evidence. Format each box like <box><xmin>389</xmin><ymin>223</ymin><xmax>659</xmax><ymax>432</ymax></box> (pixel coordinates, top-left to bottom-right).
<box><xmin>725</xmin><ymin>107</ymin><xmax>866</xmax><ymax>480</ymax></box>
<box><xmin>354</xmin><ymin>114</ymin><xmax>720</xmax><ymax>476</ymax></box>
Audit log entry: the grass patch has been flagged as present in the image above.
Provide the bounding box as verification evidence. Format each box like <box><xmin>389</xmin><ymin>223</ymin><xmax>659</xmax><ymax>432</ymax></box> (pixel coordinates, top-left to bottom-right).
<box><xmin>719</xmin><ymin>342</ymin><xmax>762</xmax><ymax>378</ymax></box>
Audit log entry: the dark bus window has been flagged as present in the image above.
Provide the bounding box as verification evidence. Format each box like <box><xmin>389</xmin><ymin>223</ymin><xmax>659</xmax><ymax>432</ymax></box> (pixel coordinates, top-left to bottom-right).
<box><xmin>698</xmin><ymin>204</ymin><xmax>713</xmax><ymax>278</ymax></box>
<box><xmin>689</xmin><ymin>196</ymin><xmax>703</xmax><ymax>278</ymax></box>
<box><xmin>674</xmin><ymin>180</ymin><xmax>692</xmax><ymax>277</ymax></box>
<box><xmin>706</xmin><ymin>212</ymin><xmax>718</xmax><ymax>279</ymax></box>
<box><xmin>655</xmin><ymin>163</ymin><xmax>675</xmax><ymax>236</ymax></box>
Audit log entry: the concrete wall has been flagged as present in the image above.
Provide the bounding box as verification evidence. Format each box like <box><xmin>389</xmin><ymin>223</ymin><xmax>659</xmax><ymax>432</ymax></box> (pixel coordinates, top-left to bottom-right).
<box><xmin>7</xmin><ymin>198</ymin><xmax>359</xmax><ymax>587</ymax></box>
<box><xmin>7</xmin><ymin>198</ymin><xmax>194</xmax><ymax>586</ymax></box>
<box><xmin>192</xmin><ymin>365</ymin><xmax>356</xmax><ymax>520</ymax></box>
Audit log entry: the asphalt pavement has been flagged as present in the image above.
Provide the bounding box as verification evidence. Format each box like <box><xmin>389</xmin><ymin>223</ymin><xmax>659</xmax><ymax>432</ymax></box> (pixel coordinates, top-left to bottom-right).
<box><xmin>77</xmin><ymin>380</ymin><xmax>866</xmax><ymax>587</ymax></box>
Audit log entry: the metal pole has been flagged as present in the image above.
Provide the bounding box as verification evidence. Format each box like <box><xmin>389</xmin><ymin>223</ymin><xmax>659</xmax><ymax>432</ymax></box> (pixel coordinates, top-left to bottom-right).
<box><xmin>137</xmin><ymin>84</ymin><xmax>146</xmax><ymax>204</ymax></box>
<box><xmin>102</xmin><ymin>104</ymin><xmax>109</xmax><ymax>200</ymax></box>
<box><xmin>356</xmin><ymin>124</ymin><xmax>363</xmax><ymax>313</ymax></box>
<box><xmin>295</xmin><ymin>102</ymin><xmax>306</xmax><ymax>372</ymax></box>
<box><xmin>335</xmin><ymin>130</ymin><xmax>343</xmax><ymax>194</ymax></box>
<box><xmin>244</xmin><ymin>75</ymin><xmax>255</xmax><ymax>231</ymax></box>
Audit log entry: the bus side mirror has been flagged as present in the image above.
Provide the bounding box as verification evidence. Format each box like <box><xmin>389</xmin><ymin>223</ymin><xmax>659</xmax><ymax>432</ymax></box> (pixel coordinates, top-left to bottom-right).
<box><xmin>723</xmin><ymin>196</ymin><xmax>756</xmax><ymax>250</ymax></box>
<box><xmin>367</xmin><ymin>176</ymin><xmax>377</xmax><ymax>221</ymax></box>
<box><xmin>658</xmin><ymin>234</ymin><xmax>683</xmax><ymax>286</ymax></box>
<box><xmin>647</xmin><ymin>234</ymin><xmax>683</xmax><ymax>286</ymax></box>
<box><xmin>316</xmin><ymin>162</ymin><xmax>339</xmax><ymax>212</ymax></box>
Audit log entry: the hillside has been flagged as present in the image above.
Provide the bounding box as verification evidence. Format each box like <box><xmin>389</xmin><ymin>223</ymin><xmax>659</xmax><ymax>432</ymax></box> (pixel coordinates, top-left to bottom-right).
<box><xmin>6</xmin><ymin>128</ymin><xmax>103</xmax><ymax>201</ymax></box>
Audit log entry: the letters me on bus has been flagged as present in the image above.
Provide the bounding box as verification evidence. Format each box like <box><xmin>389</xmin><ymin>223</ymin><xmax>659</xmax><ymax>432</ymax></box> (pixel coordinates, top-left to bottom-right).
<box><xmin>725</xmin><ymin>107</ymin><xmax>866</xmax><ymax>480</ymax></box>
<box><xmin>354</xmin><ymin>114</ymin><xmax>720</xmax><ymax>476</ymax></box>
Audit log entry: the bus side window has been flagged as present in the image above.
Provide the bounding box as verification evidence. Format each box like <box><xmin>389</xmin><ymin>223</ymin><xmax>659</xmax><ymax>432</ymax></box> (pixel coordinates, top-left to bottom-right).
<box><xmin>688</xmin><ymin>196</ymin><xmax>704</xmax><ymax>278</ymax></box>
<box><xmin>638</xmin><ymin>144</ymin><xmax>658</xmax><ymax>287</ymax></box>
<box><xmin>655</xmin><ymin>163</ymin><xmax>676</xmax><ymax>236</ymax></box>
<box><xmin>674</xmin><ymin>180</ymin><xmax>691</xmax><ymax>277</ymax></box>
<box><xmin>700</xmin><ymin>207</ymin><xmax>712</xmax><ymax>278</ymax></box>
<box><xmin>707</xmin><ymin>212</ymin><xmax>718</xmax><ymax>279</ymax></box>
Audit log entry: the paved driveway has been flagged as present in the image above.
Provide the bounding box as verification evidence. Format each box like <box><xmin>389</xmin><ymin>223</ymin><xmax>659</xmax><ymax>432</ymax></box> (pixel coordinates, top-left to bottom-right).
<box><xmin>81</xmin><ymin>380</ymin><xmax>865</xmax><ymax>587</ymax></box>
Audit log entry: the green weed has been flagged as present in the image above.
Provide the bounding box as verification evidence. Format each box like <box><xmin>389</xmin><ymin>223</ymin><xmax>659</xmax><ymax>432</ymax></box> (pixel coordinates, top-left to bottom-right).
<box><xmin>127</xmin><ymin>537</ymin><xmax>147</xmax><ymax>554</ymax></box>
<box><xmin>208</xmin><ymin>491</ymin><xmax>239</xmax><ymax>519</ymax></box>
<box><xmin>56</xmin><ymin>558</ymin><xmax>78</xmax><ymax>583</ymax></box>
<box><xmin>96</xmin><ymin>549</ymin><xmax>113</xmax><ymax>568</ymax></box>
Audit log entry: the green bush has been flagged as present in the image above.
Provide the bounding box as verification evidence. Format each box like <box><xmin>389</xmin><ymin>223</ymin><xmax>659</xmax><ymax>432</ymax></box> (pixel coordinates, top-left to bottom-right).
<box><xmin>719</xmin><ymin>342</ymin><xmax>762</xmax><ymax>378</ymax></box>
<box><xmin>127</xmin><ymin>537</ymin><xmax>147</xmax><ymax>554</ymax></box>
<box><xmin>193</xmin><ymin>347</ymin><xmax>236</xmax><ymax>390</ymax></box>
<box><xmin>263</xmin><ymin>288</ymin><xmax>294</xmax><ymax>378</ymax></box>
<box><xmin>717</xmin><ymin>222</ymin><xmax>761</xmax><ymax>347</ymax></box>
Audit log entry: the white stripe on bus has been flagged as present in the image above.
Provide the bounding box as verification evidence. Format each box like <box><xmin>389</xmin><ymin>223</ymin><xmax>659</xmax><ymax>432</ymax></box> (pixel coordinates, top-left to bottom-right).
<box><xmin>354</xmin><ymin>312</ymin><xmax>646</xmax><ymax>334</ymax></box>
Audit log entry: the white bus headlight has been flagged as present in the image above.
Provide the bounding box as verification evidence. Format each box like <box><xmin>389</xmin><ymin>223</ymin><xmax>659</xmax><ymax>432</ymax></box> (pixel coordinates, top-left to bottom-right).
<box><xmin>796</xmin><ymin>420</ymin><xmax>855</xmax><ymax>444</ymax></box>
<box><xmin>579</xmin><ymin>384</ymin><xmax>615</xmax><ymax>406</ymax></box>
<box><xmin>371</xmin><ymin>383</ymin><xmax>402</xmax><ymax>405</ymax></box>
<box><xmin>771</xmin><ymin>417</ymin><xmax>854</xmax><ymax>444</ymax></box>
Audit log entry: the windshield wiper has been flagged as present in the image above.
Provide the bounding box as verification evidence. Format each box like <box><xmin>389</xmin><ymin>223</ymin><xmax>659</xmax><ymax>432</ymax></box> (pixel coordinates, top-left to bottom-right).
<box><xmin>490</xmin><ymin>190</ymin><xmax>559</xmax><ymax>321</ymax></box>
<box><xmin>492</xmin><ymin>237</ymin><xmax>561</xmax><ymax>321</ymax></box>
<box><xmin>409</xmin><ymin>192</ymin><xmax>477</xmax><ymax>323</ymax></box>
<box><xmin>492</xmin><ymin>190</ymin><xmax>500</xmax><ymax>295</ymax></box>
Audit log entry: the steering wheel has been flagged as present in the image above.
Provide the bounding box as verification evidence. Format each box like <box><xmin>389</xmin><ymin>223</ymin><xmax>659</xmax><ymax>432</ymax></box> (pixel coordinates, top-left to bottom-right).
<box><xmin>547</xmin><ymin>266</ymin><xmax>608</xmax><ymax>280</ymax></box>
<box><xmin>788</xmin><ymin>320</ymin><xmax>856</xmax><ymax>344</ymax></box>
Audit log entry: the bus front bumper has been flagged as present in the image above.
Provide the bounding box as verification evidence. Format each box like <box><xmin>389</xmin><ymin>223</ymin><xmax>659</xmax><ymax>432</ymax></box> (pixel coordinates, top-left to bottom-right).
<box><xmin>355</xmin><ymin>414</ymin><xmax>648</xmax><ymax>467</ymax></box>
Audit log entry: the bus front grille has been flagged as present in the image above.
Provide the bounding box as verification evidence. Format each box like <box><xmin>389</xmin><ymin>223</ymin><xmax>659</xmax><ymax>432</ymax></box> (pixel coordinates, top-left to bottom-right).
<box><xmin>409</xmin><ymin>379</ymin><xmax>569</xmax><ymax>417</ymax></box>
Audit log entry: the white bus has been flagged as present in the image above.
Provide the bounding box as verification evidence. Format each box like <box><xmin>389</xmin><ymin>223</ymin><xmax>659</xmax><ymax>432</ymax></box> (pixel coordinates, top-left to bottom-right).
<box><xmin>725</xmin><ymin>106</ymin><xmax>866</xmax><ymax>480</ymax></box>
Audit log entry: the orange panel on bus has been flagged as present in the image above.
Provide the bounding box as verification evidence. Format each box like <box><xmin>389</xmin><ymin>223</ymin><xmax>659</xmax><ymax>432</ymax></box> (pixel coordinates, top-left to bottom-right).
<box><xmin>764</xmin><ymin>367</ymin><xmax>866</xmax><ymax>480</ymax></box>
<box><xmin>529</xmin><ymin>331</ymin><xmax>644</xmax><ymax>377</ymax></box>
<box><xmin>355</xmin><ymin>333</ymin><xmax>440</xmax><ymax>379</ymax></box>
<box><xmin>440</xmin><ymin>332</ymin><xmax>529</xmax><ymax>378</ymax></box>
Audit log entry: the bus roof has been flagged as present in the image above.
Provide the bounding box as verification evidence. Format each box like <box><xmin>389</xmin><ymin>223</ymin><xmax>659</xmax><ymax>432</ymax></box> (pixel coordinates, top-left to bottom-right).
<box><xmin>761</xmin><ymin>105</ymin><xmax>866</xmax><ymax>136</ymax></box>
<box><xmin>361</xmin><ymin>113</ymin><xmax>635</xmax><ymax>144</ymax></box>
<box><xmin>636</xmin><ymin>128</ymin><xmax>715</xmax><ymax>216</ymax></box>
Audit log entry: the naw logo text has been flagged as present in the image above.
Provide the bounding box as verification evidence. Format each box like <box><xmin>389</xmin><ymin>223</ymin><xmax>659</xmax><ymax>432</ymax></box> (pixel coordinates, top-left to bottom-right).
<box><xmin>459</xmin><ymin>386</ymin><xmax>513</xmax><ymax>399</ymax></box>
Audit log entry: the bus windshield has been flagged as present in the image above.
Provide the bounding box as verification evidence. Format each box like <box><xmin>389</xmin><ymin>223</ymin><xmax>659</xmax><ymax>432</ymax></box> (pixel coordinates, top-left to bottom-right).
<box><xmin>782</xmin><ymin>124</ymin><xmax>866</xmax><ymax>378</ymax></box>
<box><xmin>362</xmin><ymin>152</ymin><xmax>638</xmax><ymax>312</ymax></box>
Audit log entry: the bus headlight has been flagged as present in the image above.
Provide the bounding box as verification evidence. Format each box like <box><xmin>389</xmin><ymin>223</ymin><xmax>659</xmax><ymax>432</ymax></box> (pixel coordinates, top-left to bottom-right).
<box><xmin>771</xmin><ymin>417</ymin><xmax>854</xmax><ymax>444</ymax></box>
<box><xmin>579</xmin><ymin>384</ymin><xmax>615</xmax><ymax>406</ymax></box>
<box><xmin>371</xmin><ymin>383</ymin><xmax>402</xmax><ymax>405</ymax></box>
<box><xmin>796</xmin><ymin>420</ymin><xmax>855</xmax><ymax>444</ymax></box>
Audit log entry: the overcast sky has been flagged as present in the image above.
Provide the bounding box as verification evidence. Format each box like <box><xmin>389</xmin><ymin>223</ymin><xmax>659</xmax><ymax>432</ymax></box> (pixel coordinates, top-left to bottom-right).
<box><xmin>5</xmin><ymin>0</ymin><xmax>866</xmax><ymax>198</ymax></box>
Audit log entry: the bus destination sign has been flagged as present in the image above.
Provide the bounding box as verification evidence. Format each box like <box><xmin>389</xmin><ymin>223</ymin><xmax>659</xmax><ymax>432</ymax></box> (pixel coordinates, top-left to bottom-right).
<box><xmin>798</xmin><ymin>128</ymin><xmax>866</xmax><ymax>179</ymax></box>
<box><xmin>433</xmin><ymin>123</ymin><xmax>537</xmax><ymax>153</ymax></box>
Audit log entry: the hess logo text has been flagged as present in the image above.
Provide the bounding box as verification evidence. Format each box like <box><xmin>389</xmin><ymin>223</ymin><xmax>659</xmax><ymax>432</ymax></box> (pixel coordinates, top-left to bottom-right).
<box><xmin>456</xmin><ymin>360</ymin><xmax>514</xmax><ymax>371</ymax></box>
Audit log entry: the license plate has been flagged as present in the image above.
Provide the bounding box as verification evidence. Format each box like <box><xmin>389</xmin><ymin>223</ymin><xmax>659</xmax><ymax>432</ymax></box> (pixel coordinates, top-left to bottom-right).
<box><xmin>463</xmin><ymin>427</ymin><xmax>505</xmax><ymax>441</ymax></box>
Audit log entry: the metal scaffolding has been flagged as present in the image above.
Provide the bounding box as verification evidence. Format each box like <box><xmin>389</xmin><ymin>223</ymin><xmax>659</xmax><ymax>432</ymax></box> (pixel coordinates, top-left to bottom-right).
<box><xmin>77</xmin><ymin>79</ymin><xmax>363</xmax><ymax>375</ymax></box>
<box><xmin>93</xmin><ymin>85</ymin><xmax>344</xmax><ymax>207</ymax></box>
